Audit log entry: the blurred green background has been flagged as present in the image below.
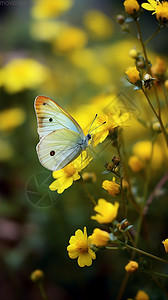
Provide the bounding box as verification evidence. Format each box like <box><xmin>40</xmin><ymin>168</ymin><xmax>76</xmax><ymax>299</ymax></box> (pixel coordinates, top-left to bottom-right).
<box><xmin>0</xmin><ymin>0</ymin><xmax>168</xmax><ymax>299</ymax></box>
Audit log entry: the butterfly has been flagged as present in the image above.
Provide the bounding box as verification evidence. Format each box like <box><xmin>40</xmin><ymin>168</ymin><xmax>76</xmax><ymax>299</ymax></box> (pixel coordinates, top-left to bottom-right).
<box><xmin>34</xmin><ymin>96</ymin><xmax>103</xmax><ymax>171</ymax></box>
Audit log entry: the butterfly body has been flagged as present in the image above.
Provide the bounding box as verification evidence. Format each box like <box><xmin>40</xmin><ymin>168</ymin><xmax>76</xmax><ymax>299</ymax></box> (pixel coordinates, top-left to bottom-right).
<box><xmin>34</xmin><ymin>96</ymin><xmax>91</xmax><ymax>171</ymax></box>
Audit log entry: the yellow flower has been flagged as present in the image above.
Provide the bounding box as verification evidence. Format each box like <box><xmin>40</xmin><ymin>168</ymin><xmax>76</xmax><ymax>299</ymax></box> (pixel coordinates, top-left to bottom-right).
<box><xmin>125</xmin><ymin>66</ymin><xmax>140</xmax><ymax>84</ymax></box>
<box><xmin>124</xmin><ymin>0</ymin><xmax>140</xmax><ymax>15</ymax></box>
<box><xmin>142</xmin><ymin>0</ymin><xmax>168</xmax><ymax>22</ymax></box>
<box><xmin>31</xmin><ymin>0</ymin><xmax>73</xmax><ymax>19</ymax></box>
<box><xmin>90</xmin><ymin>228</ymin><xmax>110</xmax><ymax>247</ymax></box>
<box><xmin>0</xmin><ymin>108</ymin><xmax>26</xmax><ymax>132</ymax></box>
<box><xmin>82</xmin><ymin>172</ymin><xmax>97</xmax><ymax>183</ymax></box>
<box><xmin>83</xmin><ymin>10</ymin><xmax>113</xmax><ymax>39</ymax></box>
<box><xmin>0</xmin><ymin>58</ymin><xmax>49</xmax><ymax>93</ymax></box>
<box><xmin>132</xmin><ymin>140</ymin><xmax>163</xmax><ymax>169</ymax></box>
<box><xmin>162</xmin><ymin>238</ymin><xmax>168</xmax><ymax>252</ymax></box>
<box><xmin>30</xmin><ymin>270</ymin><xmax>44</xmax><ymax>283</ymax></box>
<box><xmin>125</xmin><ymin>260</ymin><xmax>139</xmax><ymax>273</ymax></box>
<box><xmin>151</xmin><ymin>57</ymin><xmax>167</xmax><ymax>76</ymax></box>
<box><xmin>53</xmin><ymin>26</ymin><xmax>87</xmax><ymax>53</ymax></box>
<box><xmin>30</xmin><ymin>20</ymin><xmax>67</xmax><ymax>42</ymax></box>
<box><xmin>49</xmin><ymin>152</ymin><xmax>91</xmax><ymax>193</ymax></box>
<box><xmin>67</xmin><ymin>227</ymin><xmax>96</xmax><ymax>267</ymax></box>
<box><xmin>102</xmin><ymin>178</ymin><xmax>120</xmax><ymax>196</ymax></box>
<box><xmin>91</xmin><ymin>199</ymin><xmax>119</xmax><ymax>224</ymax></box>
<box><xmin>92</xmin><ymin>111</ymin><xmax>130</xmax><ymax>146</ymax></box>
<box><xmin>128</xmin><ymin>155</ymin><xmax>144</xmax><ymax>172</ymax></box>
<box><xmin>135</xmin><ymin>290</ymin><xmax>150</xmax><ymax>300</ymax></box>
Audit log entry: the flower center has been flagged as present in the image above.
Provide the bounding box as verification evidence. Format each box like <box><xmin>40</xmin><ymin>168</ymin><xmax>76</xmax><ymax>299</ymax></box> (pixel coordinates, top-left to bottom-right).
<box><xmin>76</xmin><ymin>239</ymin><xmax>88</xmax><ymax>253</ymax></box>
<box><xmin>63</xmin><ymin>164</ymin><xmax>76</xmax><ymax>177</ymax></box>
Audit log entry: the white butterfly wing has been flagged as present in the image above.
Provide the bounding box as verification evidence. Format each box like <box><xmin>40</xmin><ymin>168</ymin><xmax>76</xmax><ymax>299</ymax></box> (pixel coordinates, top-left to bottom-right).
<box><xmin>35</xmin><ymin>96</ymin><xmax>84</xmax><ymax>139</ymax></box>
<box><xmin>37</xmin><ymin>129</ymin><xmax>83</xmax><ymax>171</ymax></box>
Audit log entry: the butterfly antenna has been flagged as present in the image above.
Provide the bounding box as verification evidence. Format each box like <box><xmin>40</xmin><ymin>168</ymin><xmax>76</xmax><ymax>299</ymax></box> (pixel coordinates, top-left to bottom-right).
<box><xmin>89</xmin><ymin>121</ymin><xmax>106</xmax><ymax>134</ymax></box>
<box><xmin>88</xmin><ymin>114</ymin><xmax>98</xmax><ymax>133</ymax></box>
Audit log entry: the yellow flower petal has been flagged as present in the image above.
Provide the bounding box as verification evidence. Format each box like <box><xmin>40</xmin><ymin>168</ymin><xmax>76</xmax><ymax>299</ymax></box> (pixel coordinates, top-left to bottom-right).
<box><xmin>141</xmin><ymin>3</ymin><xmax>155</xmax><ymax>11</ymax></box>
<box><xmin>75</xmin><ymin>229</ymin><xmax>85</xmax><ymax>239</ymax></box>
<box><xmin>78</xmin><ymin>253</ymin><xmax>92</xmax><ymax>267</ymax></box>
<box><xmin>147</xmin><ymin>0</ymin><xmax>158</xmax><ymax>8</ymax></box>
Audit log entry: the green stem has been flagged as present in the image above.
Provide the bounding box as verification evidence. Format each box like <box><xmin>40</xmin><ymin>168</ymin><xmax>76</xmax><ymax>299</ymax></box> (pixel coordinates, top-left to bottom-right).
<box><xmin>38</xmin><ymin>283</ymin><xmax>48</xmax><ymax>300</ymax></box>
<box><xmin>142</xmin><ymin>88</ymin><xmax>168</xmax><ymax>146</ymax></box>
<box><xmin>135</xmin><ymin>19</ymin><xmax>161</xmax><ymax>117</ymax></box>
<box><xmin>135</xmin><ymin>135</ymin><xmax>156</xmax><ymax>246</ymax></box>
<box><xmin>120</xmin><ymin>176</ymin><xmax>127</xmax><ymax>219</ymax></box>
<box><xmin>161</xmin><ymin>81</ymin><xmax>168</xmax><ymax>110</ymax></box>
<box><xmin>144</xmin><ymin>24</ymin><xmax>162</xmax><ymax>45</ymax></box>
<box><xmin>141</xmin><ymin>270</ymin><xmax>168</xmax><ymax>279</ymax></box>
<box><xmin>115</xmin><ymin>140</ymin><xmax>141</xmax><ymax>214</ymax></box>
<box><xmin>135</xmin><ymin>19</ymin><xmax>150</xmax><ymax>73</ymax></box>
<box><xmin>116</xmin><ymin>273</ymin><xmax>130</xmax><ymax>300</ymax></box>
<box><xmin>119</xmin><ymin>242</ymin><xmax>168</xmax><ymax>264</ymax></box>
<box><xmin>80</xmin><ymin>180</ymin><xmax>97</xmax><ymax>206</ymax></box>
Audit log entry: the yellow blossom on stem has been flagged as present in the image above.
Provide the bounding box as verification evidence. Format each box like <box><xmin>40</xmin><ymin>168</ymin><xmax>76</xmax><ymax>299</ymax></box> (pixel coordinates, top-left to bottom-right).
<box><xmin>90</xmin><ymin>228</ymin><xmax>110</xmax><ymax>247</ymax></box>
<box><xmin>125</xmin><ymin>260</ymin><xmax>139</xmax><ymax>273</ymax></box>
<box><xmin>49</xmin><ymin>152</ymin><xmax>91</xmax><ymax>193</ymax></box>
<box><xmin>91</xmin><ymin>199</ymin><xmax>119</xmax><ymax>224</ymax></box>
<box><xmin>102</xmin><ymin>177</ymin><xmax>120</xmax><ymax>196</ymax></box>
<box><xmin>162</xmin><ymin>238</ymin><xmax>168</xmax><ymax>252</ymax></box>
<box><xmin>142</xmin><ymin>0</ymin><xmax>168</xmax><ymax>22</ymax></box>
<box><xmin>125</xmin><ymin>66</ymin><xmax>140</xmax><ymax>84</ymax></box>
<box><xmin>123</xmin><ymin>0</ymin><xmax>140</xmax><ymax>15</ymax></box>
<box><xmin>67</xmin><ymin>227</ymin><xmax>96</xmax><ymax>267</ymax></box>
<box><xmin>93</xmin><ymin>112</ymin><xmax>130</xmax><ymax>146</ymax></box>
<box><xmin>135</xmin><ymin>290</ymin><xmax>150</xmax><ymax>300</ymax></box>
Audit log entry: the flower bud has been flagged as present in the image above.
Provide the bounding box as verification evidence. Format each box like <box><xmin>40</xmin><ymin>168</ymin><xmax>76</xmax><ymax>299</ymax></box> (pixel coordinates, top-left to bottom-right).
<box><xmin>121</xmin><ymin>23</ymin><xmax>130</xmax><ymax>33</ymax></box>
<box><xmin>30</xmin><ymin>269</ymin><xmax>44</xmax><ymax>283</ymax></box>
<box><xmin>129</xmin><ymin>48</ymin><xmax>138</xmax><ymax>59</ymax></box>
<box><xmin>112</xmin><ymin>156</ymin><xmax>120</xmax><ymax>166</ymax></box>
<box><xmin>136</xmin><ymin>59</ymin><xmax>145</xmax><ymax>69</ymax></box>
<box><xmin>125</xmin><ymin>260</ymin><xmax>139</xmax><ymax>273</ymax></box>
<box><xmin>125</xmin><ymin>66</ymin><xmax>140</xmax><ymax>84</ymax></box>
<box><xmin>123</xmin><ymin>0</ymin><xmax>140</xmax><ymax>15</ymax></box>
<box><xmin>152</xmin><ymin>121</ymin><xmax>162</xmax><ymax>133</ymax></box>
<box><xmin>116</xmin><ymin>14</ymin><xmax>125</xmax><ymax>24</ymax></box>
<box><xmin>117</xmin><ymin>219</ymin><xmax>129</xmax><ymax>231</ymax></box>
<box><xmin>105</xmin><ymin>162</ymin><xmax>115</xmax><ymax>171</ymax></box>
<box><xmin>135</xmin><ymin>290</ymin><xmax>150</xmax><ymax>300</ymax></box>
<box><xmin>90</xmin><ymin>228</ymin><xmax>110</xmax><ymax>247</ymax></box>
<box><xmin>162</xmin><ymin>238</ymin><xmax>168</xmax><ymax>253</ymax></box>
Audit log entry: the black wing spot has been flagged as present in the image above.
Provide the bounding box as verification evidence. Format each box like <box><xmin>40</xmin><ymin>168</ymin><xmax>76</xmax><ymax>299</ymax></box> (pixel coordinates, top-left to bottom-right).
<box><xmin>50</xmin><ymin>151</ymin><xmax>55</xmax><ymax>156</ymax></box>
<box><xmin>43</xmin><ymin>103</ymin><xmax>46</xmax><ymax>105</ymax></box>
<box><xmin>49</xmin><ymin>118</ymin><xmax>53</xmax><ymax>122</ymax></box>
